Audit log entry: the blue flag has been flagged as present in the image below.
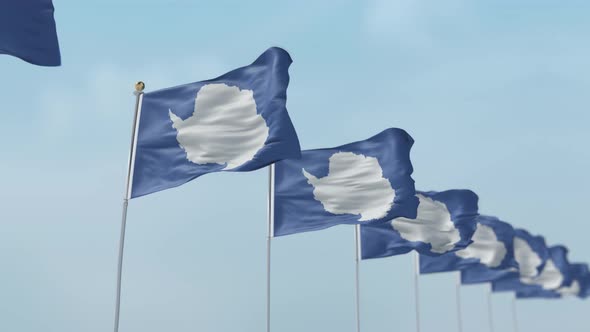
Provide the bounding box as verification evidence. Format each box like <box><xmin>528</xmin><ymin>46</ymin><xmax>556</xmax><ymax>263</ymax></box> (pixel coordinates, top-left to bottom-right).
<box><xmin>572</xmin><ymin>264</ymin><xmax>590</xmax><ymax>299</ymax></box>
<box><xmin>494</xmin><ymin>245</ymin><xmax>571</xmax><ymax>295</ymax></box>
<box><xmin>131</xmin><ymin>47</ymin><xmax>301</xmax><ymax>198</ymax></box>
<box><xmin>517</xmin><ymin>263</ymin><xmax>589</xmax><ymax>300</ymax></box>
<box><xmin>461</xmin><ymin>264</ymin><xmax>518</xmax><ymax>285</ymax></box>
<box><xmin>463</xmin><ymin>229</ymin><xmax>546</xmax><ymax>285</ymax></box>
<box><xmin>273</xmin><ymin>128</ymin><xmax>418</xmax><ymax>236</ymax></box>
<box><xmin>0</xmin><ymin>0</ymin><xmax>61</xmax><ymax>66</ymax></box>
<box><xmin>420</xmin><ymin>215</ymin><xmax>515</xmax><ymax>274</ymax></box>
<box><xmin>515</xmin><ymin>286</ymin><xmax>561</xmax><ymax>299</ymax></box>
<box><xmin>360</xmin><ymin>190</ymin><xmax>478</xmax><ymax>259</ymax></box>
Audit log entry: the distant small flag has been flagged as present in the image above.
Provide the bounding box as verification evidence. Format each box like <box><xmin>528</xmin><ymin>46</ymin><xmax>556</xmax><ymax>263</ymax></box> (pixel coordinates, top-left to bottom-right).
<box><xmin>360</xmin><ymin>190</ymin><xmax>478</xmax><ymax>259</ymax></box>
<box><xmin>494</xmin><ymin>245</ymin><xmax>571</xmax><ymax>295</ymax></box>
<box><xmin>420</xmin><ymin>215</ymin><xmax>516</xmax><ymax>274</ymax></box>
<box><xmin>515</xmin><ymin>286</ymin><xmax>561</xmax><ymax>299</ymax></box>
<box><xmin>0</xmin><ymin>0</ymin><xmax>61</xmax><ymax>66</ymax></box>
<box><xmin>514</xmin><ymin>246</ymin><xmax>574</xmax><ymax>299</ymax></box>
<box><xmin>572</xmin><ymin>264</ymin><xmax>590</xmax><ymax>299</ymax></box>
<box><xmin>131</xmin><ymin>47</ymin><xmax>301</xmax><ymax>198</ymax></box>
<box><xmin>559</xmin><ymin>264</ymin><xmax>589</xmax><ymax>298</ymax></box>
<box><xmin>273</xmin><ymin>128</ymin><xmax>418</xmax><ymax>236</ymax></box>
<box><xmin>553</xmin><ymin>272</ymin><xmax>584</xmax><ymax>299</ymax></box>
<box><xmin>463</xmin><ymin>229</ymin><xmax>547</xmax><ymax>285</ymax></box>
<box><xmin>460</xmin><ymin>265</ymin><xmax>517</xmax><ymax>285</ymax></box>
<box><xmin>517</xmin><ymin>263</ymin><xmax>589</xmax><ymax>299</ymax></box>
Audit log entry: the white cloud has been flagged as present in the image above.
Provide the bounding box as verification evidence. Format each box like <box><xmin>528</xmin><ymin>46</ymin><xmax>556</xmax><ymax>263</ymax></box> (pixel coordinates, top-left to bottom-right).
<box><xmin>303</xmin><ymin>152</ymin><xmax>395</xmax><ymax>221</ymax></box>
<box><xmin>455</xmin><ymin>223</ymin><xmax>507</xmax><ymax>267</ymax></box>
<box><xmin>169</xmin><ymin>83</ymin><xmax>269</xmax><ymax>170</ymax></box>
<box><xmin>391</xmin><ymin>194</ymin><xmax>460</xmax><ymax>254</ymax></box>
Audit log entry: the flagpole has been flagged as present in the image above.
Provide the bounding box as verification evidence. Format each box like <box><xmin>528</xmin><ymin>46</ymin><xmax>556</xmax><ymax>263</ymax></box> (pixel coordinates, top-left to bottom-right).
<box><xmin>487</xmin><ymin>284</ymin><xmax>495</xmax><ymax>332</ymax></box>
<box><xmin>413</xmin><ymin>252</ymin><xmax>421</xmax><ymax>332</ymax></box>
<box><xmin>266</xmin><ymin>164</ymin><xmax>275</xmax><ymax>332</ymax></box>
<box><xmin>113</xmin><ymin>82</ymin><xmax>144</xmax><ymax>332</ymax></box>
<box><xmin>456</xmin><ymin>272</ymin><xmax>463</xmax><ymax>332</ymax></box>
<box><xmin>511</xmin><ymin>295</ymin><xmax>519</xmax><ymax>332</ymax></box>
<box><xmin>354</xmin><ymin>224</ymin><xmax>361</xmax><ymax>332</ymax></box>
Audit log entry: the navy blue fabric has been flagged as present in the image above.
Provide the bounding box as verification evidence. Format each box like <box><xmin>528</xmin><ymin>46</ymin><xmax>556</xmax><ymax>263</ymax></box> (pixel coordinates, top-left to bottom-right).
<box><xmin>575</xmin><ymin>264</ymin><xmax>590</xmax><ymax>298</ymax></box>
<box><xmin>420</xmin><ymin>215</ymin><xmax>515</xmax><ymax>274</ymax></box>
<box><xmin>0</xmin><ymin>0</ymin><xmax>61</xmax><ymax>66</ymax></box>
<box><xmin>132</xmin><ymin>47</ymin><xmax>301</xmax><ymax>198</ymax></box>
<box><xmin>515</xmin><ymin>247</ymin><xmax>573</xmax><ymax>299</ymax></box>
<box><xmin>516</xmin><ymin>246</ymin><xmax>573</xmax><ymax>299</ymax></box>
<box><xmin>551</xmin><ymin>246</ymin><xmax>573</xmax><ymax>286</ymax></box>
<box><xmin>516</xmin><ymin>287</ymin><xmax>561</xmax><ymax>299</ymax></box>
<box><xmin>273</xmin><ymin>128</ymin><xmax>418</xmax><ymax>236</ymax></box>
<box><xmin>464</xmin><ymin>229</ymin><xmax>546</xmax><ymax>285</ymax></box>
<box><xmin>489</xmin><ymin>229</ymin><xmax>549</xmax><ymax>291</ymax></box>
<box><xmin>461</xmin><ymin>265</ymin><xmax>518</xmax><ymax>285</ymax></box>
<box><xmin>494</xmin><ymin>245</ymin><xmax>569</xmax><ymax>295</ymax></box>
<box><xmin>360</xmin><ymin>190</ymin><xmax>478</xmax><ymax>259</ymax></box>
<box><xmin>570</xmin><ymin>264</ymin><xmax>590</xmax><ymax>298</ymax></box>
<box><xmin>517</xmin><ymin>263</ymin><xmax>590</xmax><ymax>299</ymax></box>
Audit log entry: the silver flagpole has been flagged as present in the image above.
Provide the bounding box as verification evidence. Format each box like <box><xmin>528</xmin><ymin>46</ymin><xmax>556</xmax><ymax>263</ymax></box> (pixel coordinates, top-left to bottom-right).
<box><xmin>456</xmin><ymin>272</ymin><xmax>463</xmax><ymax>332</ymax></box>
<box><xmin>266</xmin><ymin>164</ymin><xmax>275</xmax><ymax>332</ymax></box>
<box><xmin>354</xmin><ymin>224</ymin><xmax>361</xmax><ymax>332</ymax></box>
<box><xmin>487</xmin><ymin>284</ymin><xmax>495</xmax><ymax>332</ymax></box>
<box><xmin>113</xmin><ymin>81</ymin><xmax>145</xmax><ymax>332</ymax></box>
<box><xmin>511</xmin><ymin>295</ymin><xmax>519</xmax><ymax>332</ymax></box>
<box><xmin>413</xmin><ymin>252</ymin><xmax>421</xmax><ymax>332</ymax></box>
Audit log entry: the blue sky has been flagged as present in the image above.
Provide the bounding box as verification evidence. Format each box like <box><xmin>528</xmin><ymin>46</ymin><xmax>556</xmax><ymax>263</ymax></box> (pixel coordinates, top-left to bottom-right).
<box><xmin>1</xmin><ymin>0</ymin><xmax>589</xmax><ymax>331</ymax></box>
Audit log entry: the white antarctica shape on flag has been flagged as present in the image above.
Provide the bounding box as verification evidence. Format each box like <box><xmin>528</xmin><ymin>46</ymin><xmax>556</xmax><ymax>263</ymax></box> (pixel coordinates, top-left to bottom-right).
<box><xmin>169</xmin><ymin>83</ymin><xmax>270</xmax><ymax>170</ymax></box>
<box><xmin>302</xmin><ymin>152</ymin><xmax>395</xmax><ymax>221</ymax></box>
<box><xmin>273</xmin><ymin>128</ymin><xmax>418</xmax><ymax>237</ymax></box>
<box><xmin>131</xmin><ymin>47</ymin><xmax>301</xmax><ymax>199</ymax></box>
<box><xmin>455</xmin><ymin>223</ymin><xmax>507</xmax><ymax>268</ymax></box>
<box><xmin>557</xmin><ymin>280</ymin><xmax>580</xmax><ymax>296</ymax></box>
<box><xmin>524</xmin><ymin>259</ymin><xmax>564</xmax><ymax>290</ymax></box>
<box><xmin>513</xmin><ymin>237</ymin><xmax>543</xmax><ymax>280</ymax></box>
<box><xmin>391</xmin><ymin>194</ymin><xmax>461</xmax><ymax>254</ymax></box>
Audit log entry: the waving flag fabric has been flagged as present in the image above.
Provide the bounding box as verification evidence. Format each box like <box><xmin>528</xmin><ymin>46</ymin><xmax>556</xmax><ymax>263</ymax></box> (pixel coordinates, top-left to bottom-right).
<box><xmin>273</xmin><ymin>128</ymin><xmax>418</xmax><ymax>237</ymax></box>
<box><xmin>516</xmin><ymin>262</ymin><xmax>588</xmax><ymax>299</ymax></box>
<box><xmin>461</xmin><ymin>264</ymin><xmax>518</xmax><ymax>285</ymax></box>
<box><xmin>131</xmin><ymin>47</ymin><xmax>301</xmax><ymax>198</ymax></box>
<box><xmin>420</xmin><ymin>215</ymin><xmax>515</xmax><ymax>274</ymax></box>
<box><xmin>359</xmin><ymin>190</ymin><xmax>478</xmax><ymax>259</ymax></box>
<box><xmin>565</xmin><ymin>264</ymin><xmax>590</xmax><ymax>298</ymax></box>
<box><xmin>494</xmin><ymin>245</ymin><xmax>571</xmax><ymax>295</ymax></box>
<box><xmin>0</xmin><ymin>0</ymin><xmax>61</xmax><ymax>66</ymax></box>
<box><xmin>574</xmin><ymin>264</ymin><xmax>590</xmax><ymax>299</ymax></box>
<box><xmin>515</xmin><ymin>286</ymin><xmax>561</xmax><ymax>299</ymax></box>
<box><xmin>518</xmin><ymin>263</ymin><xmax>589</xmax><ymax>299</ymax></box>
<box><xmin>463</xmin><ymin>229</ymin><xmax>546</xmax><ymax>286</ymax></box>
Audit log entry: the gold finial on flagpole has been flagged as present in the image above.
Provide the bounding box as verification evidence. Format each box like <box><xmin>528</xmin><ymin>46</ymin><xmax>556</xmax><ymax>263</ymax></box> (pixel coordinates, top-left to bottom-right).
<box><xmin>135</xmin><ymin>81</ymin><xmax>145</xmax><ymax>92</ymax></box>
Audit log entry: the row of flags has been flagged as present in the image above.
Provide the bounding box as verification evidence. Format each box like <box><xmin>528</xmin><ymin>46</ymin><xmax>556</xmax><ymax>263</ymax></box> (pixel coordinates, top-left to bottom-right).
<box><xmin>126</xmin><ymin>47</ymin><xmax>589</xmax><ymax>301</ymax></box>
<box><xmin>420</xmin><ymin>221</ymin><xmax>586</xmax><ymax>299</ymax></box>
<box><xmin>1</xmin><ymin>1</ymin><xmax>586</xmax><ymax>328</ymax></box>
